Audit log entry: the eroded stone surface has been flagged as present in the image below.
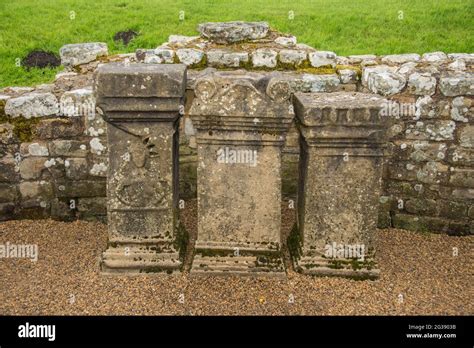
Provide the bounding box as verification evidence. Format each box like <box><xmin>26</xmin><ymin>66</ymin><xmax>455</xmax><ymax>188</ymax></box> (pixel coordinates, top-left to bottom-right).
<box><xmin>291</xmin><ymin>92</ymin><xmax>388</xmax><ymax>279</ymax></box>
<box><xmin>60</xmin><ymin>42</ymin><xmax>108</xmax><ymax>67</ymax></box>
<box><xmin>176</xmin><ymin>48</ymin><xmax>204</xmax><ymax>66</ymax></box>
<box><xmin>198</xmin><ymin>21</ymin><xmax>269</xmax><ymax>44</ymax></box>
<box><xmin>189</xmin><ymin>70</ymin><xmax>294</xmax><ymax>276</ymax></box>
<box><xmin>407</xmin><ymin>72</ymin><xmax>437</xmax><ymax>95</ymax></box>
<box><xmin>207</xmin><ymin>50</ymin><xmax>249</xmax><ymax>67</ymax></box>
<box><xmin>279</xmin><ymin>50</ymin><xmax>307</xmax><ymax>66</ymax></box>
<box><xmin>381</xmin><ymin>53</ymin><xmax>421</xmax><ymax>65</ymax></box>
<box><xmin>95</xmin><ymin>63</ymin><xmax>187</xmax><ymax>274</ymax></box>
<box><xmin>5</xmin><ymin>93</ymin><xmax>59</xmax><ymax>118</ymax></box>
<box><xmin>59</xmin><ymin>88</ymin><xmax>95</xmax><ymax>117</ymax></box>
<box><xmin>439</xmin><ymin>73</ymin><xmax>474</xmax><ymax>96</ymax></box>
<box><xmin>309</xmin><ymin>51</ymin><xmax>337</xmax><ymax>68</ymax></box>
<box><xmin>365</xmin><ymin>68</ymin><xmax>406</xmax><ymax>96</ymax></box>
<box><xmin>251</xmin><ymin>49</ymin><xmax>277</xmax><ymax>68</ymax></box>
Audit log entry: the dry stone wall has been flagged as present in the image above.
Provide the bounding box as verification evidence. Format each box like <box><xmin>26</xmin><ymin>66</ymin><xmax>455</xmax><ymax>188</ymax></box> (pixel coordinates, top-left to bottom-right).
<box><xmin>0</xmin><ymin>21</ymin><xmax>472</xmax><ymax>236</ymax></box>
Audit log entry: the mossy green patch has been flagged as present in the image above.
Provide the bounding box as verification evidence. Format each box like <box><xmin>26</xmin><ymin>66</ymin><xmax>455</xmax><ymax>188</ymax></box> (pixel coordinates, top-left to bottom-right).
<box><xmin>336</xmin><ymin>64</ymin><xmax>362</xmax><ymax>77</ymax></box>
<box><xmin>287</xmin><ymin>223</ymin><xmax>302</xmax><ymax>263</ymax></box>
<box><xmin>0</xmin><ymin>116</ymin><xmax>40</xmax><ymax>142</ymax></box>
<box><xmin>173</xmin><ymin>212</ymin><xmax>189</xmax><ymax>264</ymax></box>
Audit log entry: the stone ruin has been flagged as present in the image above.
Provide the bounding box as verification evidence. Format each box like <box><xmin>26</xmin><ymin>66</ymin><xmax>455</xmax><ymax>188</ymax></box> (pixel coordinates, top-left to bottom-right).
<box><xmin>0</xmin><ymin>21</ymin><xmax>473</xmax><ymax>278</ymax></box>
<box><xmin>188</xmin><ymin>71</ymin><xmax>293</xmax><ymax>276</ymax></box>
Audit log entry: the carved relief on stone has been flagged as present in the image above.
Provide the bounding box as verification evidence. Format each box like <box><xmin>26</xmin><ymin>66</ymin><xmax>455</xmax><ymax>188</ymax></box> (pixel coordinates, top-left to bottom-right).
<box><xmin>111</xmin><ymin>132</ymin><xmax>168</xmax><ymax>210</ymax></box>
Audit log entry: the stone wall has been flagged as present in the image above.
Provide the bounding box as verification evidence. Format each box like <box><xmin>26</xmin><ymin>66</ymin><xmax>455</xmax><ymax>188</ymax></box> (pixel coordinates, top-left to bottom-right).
<box><xmin>0</xmin><ymin>22</ymin><xmax>472</xmax><ymax>235</ymax></box>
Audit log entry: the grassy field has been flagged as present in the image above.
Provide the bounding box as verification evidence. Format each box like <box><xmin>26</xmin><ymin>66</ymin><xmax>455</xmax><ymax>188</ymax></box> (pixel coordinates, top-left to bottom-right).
<box><xmin>0</xmin><ymin>0</ymin><xmax>473</xmax><ymax>88</ymax></box>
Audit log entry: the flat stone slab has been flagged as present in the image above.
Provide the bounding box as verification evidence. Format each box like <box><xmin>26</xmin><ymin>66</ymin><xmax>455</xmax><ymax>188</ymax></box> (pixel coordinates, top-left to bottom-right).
<box><xmin>294</xmin><ymin>91</ymin><xmax>386</xmax><ymax>110</ymax></box>
<box><xmin>190</xmin><ymin>253</ymin><xmax>286</xmax><ymax>278</ymax></box>
<box><xmin>198</xmin><ymin>21</ymin><xmax>269</xmax><ymax>44</ymax></box>
<box><xmin>60</xmin><ymin>42</ymin><xmax>108</xmax><ymax>67</ymax></box>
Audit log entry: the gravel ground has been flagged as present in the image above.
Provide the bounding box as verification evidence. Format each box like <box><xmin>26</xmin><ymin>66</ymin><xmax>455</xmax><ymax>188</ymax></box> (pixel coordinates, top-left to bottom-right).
<box><xmin>0</xmin><ymin>199</ymin><xmax>472</xmax><ymax>316</ymax></box>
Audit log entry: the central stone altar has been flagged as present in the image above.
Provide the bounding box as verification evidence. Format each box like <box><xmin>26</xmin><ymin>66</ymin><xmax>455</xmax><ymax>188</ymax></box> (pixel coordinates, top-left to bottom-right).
<box><xmin>189</xmin><ymin>71</ymin><xmax>294</xmax><ymax>276</ymax></box>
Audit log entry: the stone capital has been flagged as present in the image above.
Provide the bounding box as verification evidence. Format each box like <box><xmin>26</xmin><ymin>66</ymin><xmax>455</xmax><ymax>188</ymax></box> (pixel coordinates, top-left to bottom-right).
<box><xmin>294</xmin><ymin>92</ymin><xmax>388</xmax><ymax>153</ymax></box>
<box><xmin>189</xmin><ymin>71</ymin><xmax>294</xmax><ymax>145</ymax></box>
<box><xmin>95</xmin><ymin>63</ymin><xmax>186</xmax><ymax>122</ymax></box>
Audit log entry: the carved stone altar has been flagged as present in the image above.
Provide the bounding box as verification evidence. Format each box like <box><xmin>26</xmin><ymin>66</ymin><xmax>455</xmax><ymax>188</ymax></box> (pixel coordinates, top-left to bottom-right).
<box><xmin>95</xmin><ymin>63</ymin><xmax>187</xmax><ymax>273</ymax></box>
<box><xmin>189</xmin><ymin>71</ymin><xmax>294</xmax><ymax>276</ymax></box>
<box><xmin>290</xmin><ymin>92</ymin><xmax>388</xmax><ymax>279</ymax></box>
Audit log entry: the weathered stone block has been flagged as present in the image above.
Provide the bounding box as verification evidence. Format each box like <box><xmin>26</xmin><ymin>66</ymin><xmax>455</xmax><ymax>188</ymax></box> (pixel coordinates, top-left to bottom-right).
<box><xmin>59</xmin><ymin>88</ymin><xmax>95</xmax><ymax>117</ymax></box>
<box><xmin>275</xmin><ymin>36</ymin><xmax>297</xmax><ymax>47</ymax></box>
<box><xmin>49</xmin><ymin>140</ymin><xmax>88</xmax><ymax>157</ymax></box>
<box><xmin>381</xmin><ymin>54</ymin><xmax>420</xmax><ymax>65</ymax></box>
<box><xmin>51</xmin><ymin>198</ymin><xmax>75</xmax><ymax>221</ymax></box>
<box><xmin>338</xmin><ymin>69</ymin><xmax>358</xmax><ymax>84</ymax></box>
<box><xmin>292</xmin><ymin>92</ymin><xmax>388</xmax><ymax>279</ymax></box>
<box><xmin>60</xmin><ymin>42</ymin><xmax>108</xmax><ymax>67</ymax></box>
<box><xmin>422</xmin><ymin>52</ymin><xmax>447</xmax><ymax>63</ymax></box>
<box><xmin>189</xmin><ymin>71</ymin><xmax>294</xmax><ymax>276</ymax></box>
<box><xmin>278</xmin><ymin>50</ymin><xmax>307</xmax><ymax>66</ymax></box>
<box><xmin>446</xmin><ymin>147</ymin><xmax>474</xmax><ymax>166</ymax></box>
<box><xmin>20</xmin><ymin>142</ymin><xmax>49</xmax><ymax>157</ymax></box>
<box><xmin>137</xmin><ymin>48</ymin><xmax>175</xmax><ymax>64</ymax></box>
<box><xmin>19</xmin><ymin>181</ymin><xmax>53</xmax><ymax>201</ymax></box>
<box><xmin>89</xmin><ymin>160</ymin><xmax>108</xmax><ymax>177</ymax></box>
<box><xmin>449</xmin><ymin>168</ymin><xmax>474</xmax><ymax>188</ymax></box>
<box><xmin>65</xmin><ymin>157</ymin><xmax>89</xmax><ymax>180</ymax></box>
<box><xmin>168</xmin><ymin>35</ymin><xmax>200</xmax><ymax>46</ymax></box>
<box><xmin>407</xmin><ymin>72</ymin><xmax>436</xmax><ymax>95</ymax></box>
<box><xmin>288</xmin><ymin>74</ymin><xmax>340</xmax><ymax>93</ymax></box>
<box><xmin>309</xmin><ymin>51</ymin><xmax>337</xmax><ymax>68</ymax></box>
<box><xmin>392</xmin><ymin>213</ymin><xmax>470</xmax><ymax>235</ymax></box>
<box><xmin>176</xmin><ymin>49</ymin><xmax>204</xmax><ymax>66</ymax></box>
<box><xmin>438</xmin><ymin>200</ymin><xmax>468</xmax><ymax>219</ymax></box>
<box><xmin>95</xmin><ymin>62</ymin><xmax>187</xmax><ymax>274</ymax></box>
<box><xmin>19</xmin><ymin>157</ymin><xmax>48</xmax><ymax>180</ymax></box>
<box><xmin>451</xmin><ymin>96</ymin><xmax>472</xmax><ymax>123</ymax></box>
<box><xmin>251</xmin><ymin>49</ymin><xmax>277</xmax><ymax>68</ymax></box>
<box><xmin>0</xmin><ymin>183</ymin><xmax>17</xmax><ymax>203</ymax></box>
<box><xmin>198</xmin><ymin>21</ymin><xmax>269</xmax><ymax>44</ymax></box>
<box><xmin>35</xmin><ymin>118</ymin><xmax>84</xmax><ymax>139</ymax></box>
<box><xmin>459</xmin><ymin>125</ymin><xmax>474</xmax><ymax>148</ymax></box>
<box><xmin>207</xmin><ymin>50</ymin><xmax>249</xmax><ymax>68</ymax></box>
<box><xmin>367</xmin><ymin>70</ymin><xmax>406</xmax><ymax>96</ymax></box>
<box><xmin>404</xmin><ymin>120</ymin><xmax>456</xmax><ymax>141</ymax></box>
<box><xmin>55</xmin><ymin>179</ymin><xmax>106</xmax><ymax>198</ymax></box>
<box><xmin>439</xmin><ymin>73</ymin><xmax>474</xmax><ymax>96</ymax></box>
<box><xmin>0</xmin><ymin>156</ymin><xmax>18</xmax><ymax>182</ymax></box>
<box><xmin>448</xmin><ymin>59</ymin><xmax>467</xmax><ymax>71</ymax></box>
<box><xmin>405</xmin><ymin>198</ymin><xmax>438</xmax><ymax>215</ymax></box>
<box><xmin>77</xmin><ymin>197</ymin><xmax>107</xmax><ymax>215</ymax></box>
<box><xmin>5</xmin><ymin>93</ymin><xmax>59</xmax><ymax>119</ymax></box>
<box><xmin>348</xmin><ymin>54</ymin><xmax>376</xmax><ymax>64</ymax></box>
<box><xmin>0</xmin><ymin>123</ymin><xmax>17</xmax><ymax>144</ymax></box>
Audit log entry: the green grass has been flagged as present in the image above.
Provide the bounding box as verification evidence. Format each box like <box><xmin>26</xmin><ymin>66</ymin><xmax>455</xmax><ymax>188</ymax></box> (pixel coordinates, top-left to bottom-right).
<box><xmin>0</xmin><ymin>0</ymin><xmax>473</xmax><ymax>88</ymax></box>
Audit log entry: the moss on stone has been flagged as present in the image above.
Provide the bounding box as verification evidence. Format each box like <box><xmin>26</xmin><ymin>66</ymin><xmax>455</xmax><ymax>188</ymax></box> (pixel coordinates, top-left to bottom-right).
<box><xmin>287</xmin><ymin>223</ymin><xmax>302</xmax><ymax>262</ymax></box>
<box><xmin>173</xmin><ymin>214</ymin><xmax>189</xmax><ymax>264</ymax></box>
<box><xmin>0</xmin><ymin>100</ymin><xmax>6</xmax><ymax>117</ymax></box>
<box><xmin>1</xmin><ymin>116</ymin><xmax>40</xmax><ymax>142</ymax></box>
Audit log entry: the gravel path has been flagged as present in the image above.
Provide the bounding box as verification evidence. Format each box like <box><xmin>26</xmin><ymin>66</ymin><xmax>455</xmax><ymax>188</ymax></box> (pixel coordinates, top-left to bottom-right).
<box><xmin>0</xmin><ymin>199</ymin><xmax>472</xmax><ymax>315</ymax></box>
